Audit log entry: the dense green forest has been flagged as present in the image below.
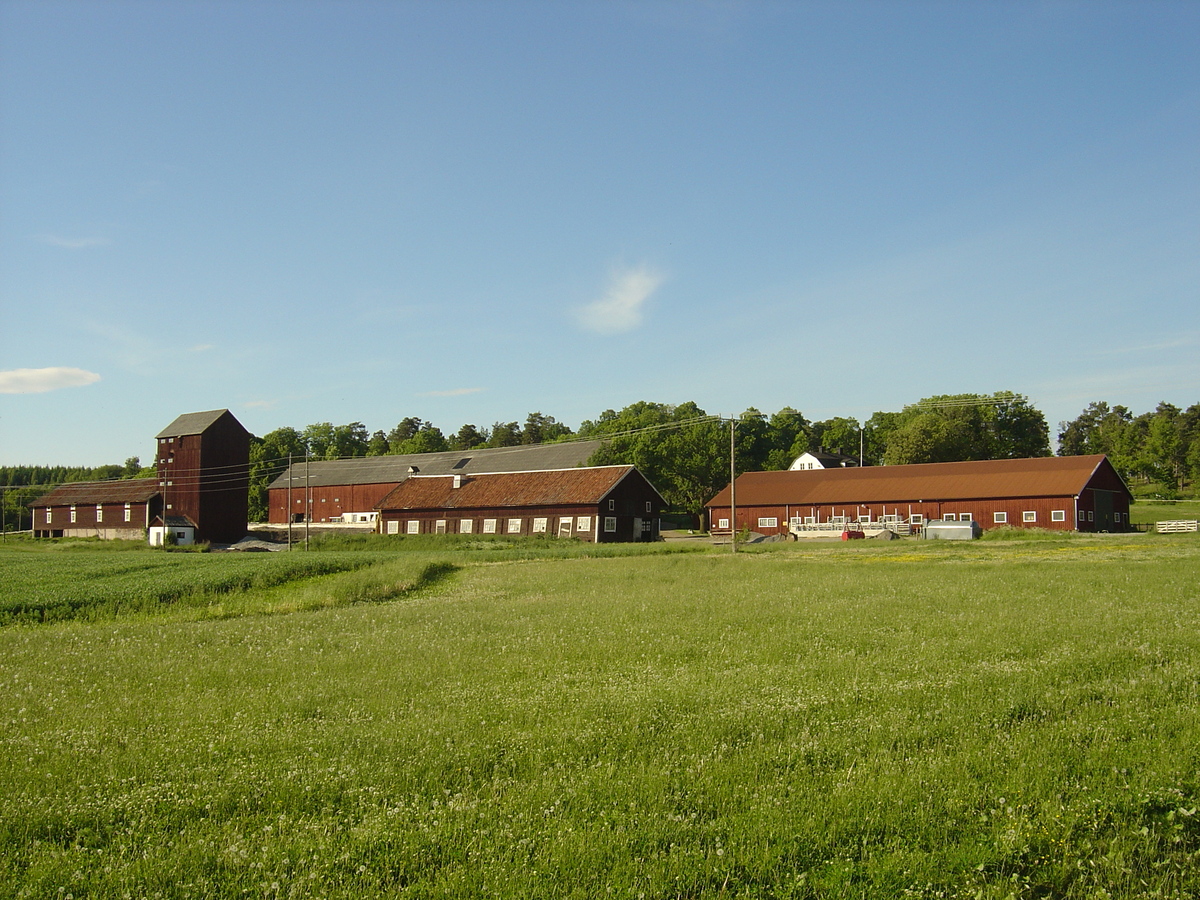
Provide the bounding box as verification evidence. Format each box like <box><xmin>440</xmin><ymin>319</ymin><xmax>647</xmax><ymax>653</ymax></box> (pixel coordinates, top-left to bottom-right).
<box><xmin>5</xmin><ymin>394</ymin><xmax>1198</xmax><ymax>528</ymax></box>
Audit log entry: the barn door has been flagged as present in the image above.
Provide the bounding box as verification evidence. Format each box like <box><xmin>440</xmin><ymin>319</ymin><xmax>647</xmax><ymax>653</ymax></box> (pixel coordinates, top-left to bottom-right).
<box><xmin>1093</xmin><ymin>490</ymin><xmax>1115</xmax><ymax>532</ymax></box>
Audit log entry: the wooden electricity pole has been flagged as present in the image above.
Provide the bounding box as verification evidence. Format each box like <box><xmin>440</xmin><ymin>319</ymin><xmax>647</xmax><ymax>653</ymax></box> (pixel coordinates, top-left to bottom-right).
<box><xmin>730</xmin><ymin>417</ymin><xmax>737</xmax><ymax>554</ymax></box>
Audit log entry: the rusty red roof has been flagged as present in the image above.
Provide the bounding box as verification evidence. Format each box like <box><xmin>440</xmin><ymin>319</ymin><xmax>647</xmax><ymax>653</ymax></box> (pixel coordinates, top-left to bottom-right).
<box><xmin>707</xmin><ymin>455</ymin><xmax>1127</xmax><ymax>507</ymax></box>
<box><xmin>375</xmin><ymin>466</ymin><xmax>650</xmax><ymax>511</ymax></box>
<box><xmin>29</xmin><ymin>478</ymin><xmax>161</xmax><ymax>508</ymax></box>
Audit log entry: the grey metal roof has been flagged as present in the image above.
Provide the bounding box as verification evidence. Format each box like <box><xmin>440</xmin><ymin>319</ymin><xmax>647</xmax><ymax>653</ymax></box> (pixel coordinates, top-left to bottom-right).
<box><xmin>29</xmin><ymin>478</ymin><xmax>161</xmax><ymax>508</ymax></box>
<box><xmin>156</xmin><ymin>409</ymin><xmax>234</xmax><ymax>439</ymax></box>
<box><xmin>267</xmin><ymin>440</ymin><xmax>607</xmax><ymax>491</ymax></box>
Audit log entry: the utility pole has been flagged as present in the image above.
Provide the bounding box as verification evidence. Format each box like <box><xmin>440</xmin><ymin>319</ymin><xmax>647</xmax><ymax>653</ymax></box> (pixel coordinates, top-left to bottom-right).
<box><xmin>287</xmin><ymin>453</ymin><xmax>293</xmax><ymax>551</ymax></box>
<box><xmin>730</xmin><ymin>417</ymin><xmax>737</xmax><ymax>554</ymax></box>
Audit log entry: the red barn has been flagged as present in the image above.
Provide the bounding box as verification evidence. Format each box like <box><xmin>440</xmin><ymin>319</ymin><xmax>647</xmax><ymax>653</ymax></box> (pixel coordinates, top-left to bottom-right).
<box><xmin>375</xmin><ymin>465</ymin><xmax>666</xmax><ymax>542</ymax></box>
<box><xmin>30</xmin><ymin>478</ymin><xmax>161</xmax><ymax>540</ymax></box>
<box><xmin>266</xmin><ymin>440</ymin><xmax>605</xmax><ymax>525</ymax></box>
<box><xmin>706</xmin><ymin>455</ymin><xmax>1132</xmax><ymax>536</ymax></box>
<box><xmin>31</xmin><ymin>409</ymin><xmax>250</xmax><ymax>545</ymax></box>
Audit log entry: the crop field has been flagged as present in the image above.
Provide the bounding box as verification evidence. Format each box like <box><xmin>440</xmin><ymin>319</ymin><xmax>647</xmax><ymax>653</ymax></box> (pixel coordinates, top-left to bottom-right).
<box><xmin>1</xmin><ymin>533</ymin><xmax>1199</xmax><ymax>898</ymax></box>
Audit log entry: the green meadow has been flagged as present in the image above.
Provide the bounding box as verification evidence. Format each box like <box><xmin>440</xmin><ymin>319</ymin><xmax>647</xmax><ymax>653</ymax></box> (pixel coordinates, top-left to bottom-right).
<box><xmin>1</xmin><ymin>533</ymin><xmax>1199</xmax><ymax>898</ymax></box>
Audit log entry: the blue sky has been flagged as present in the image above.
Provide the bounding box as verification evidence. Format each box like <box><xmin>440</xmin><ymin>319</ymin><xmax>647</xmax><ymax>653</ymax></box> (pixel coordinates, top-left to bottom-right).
<box><xmin>1</xmin><ymin>0</ymin><xmax>1197</xmax><ymax>466</ymax></box>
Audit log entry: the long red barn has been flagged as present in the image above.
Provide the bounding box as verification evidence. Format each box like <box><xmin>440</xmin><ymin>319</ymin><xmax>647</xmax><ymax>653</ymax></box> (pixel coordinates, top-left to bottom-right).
<box><xmin>375</xmin><ymin>465</ymin><xmax>666</xmax><ymax>542</ymax></box>
<box><xmin>706</xmin><ymin>454</ymin><xmax>1132</xmax><ymax>536</ymax></box>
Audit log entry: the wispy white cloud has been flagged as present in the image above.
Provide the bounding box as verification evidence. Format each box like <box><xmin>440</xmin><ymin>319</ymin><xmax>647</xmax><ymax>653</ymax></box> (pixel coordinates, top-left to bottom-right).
<box><xmin>1105</xmin><ymin>332</ymin><xmax>1199</xmax><ymax>355</ymax></box>
<box><xmin>188</xmin><ymin>343</ymin><xmax>216</xmax><ymax>353</ymax></box>
<box><xmin>418</xmin><ymin>387</ymin><xmax>484</xmax><ymax>397</ymax></box>
<box><xmin>0</xmin><ymin>367</ymin><xmax>101</xmax><ymax>394</ymax></box>
<box><xmin>243</xmin><ymin>399</ymin><xmax>278</xmax><ymax>410</ymax></box>
<box><xmin>84</xmin><ymin>322</ymin><xmax>160</xmax><ymax>374</ymax></box>
<box><xmin>577</xmin><ymin>265</ymin><xmax>664</xmax><ymax>335</ymax></box>
<box><xmin>36</xmin><ymin>234</ymin><xmax>111</xmax><ymax>249</ymax></box>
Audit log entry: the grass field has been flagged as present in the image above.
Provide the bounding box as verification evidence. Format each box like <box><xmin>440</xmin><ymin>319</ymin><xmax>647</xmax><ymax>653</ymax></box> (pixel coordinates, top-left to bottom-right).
<box><xmin>1128</xmin><ymin>499</ymin><xmax>1200</xmax><ymax>526</ymax></box>
<box><xmin>1</xmin><ymin>534</ymin><xmax>1199</xmax><ymax>897</ymax></box>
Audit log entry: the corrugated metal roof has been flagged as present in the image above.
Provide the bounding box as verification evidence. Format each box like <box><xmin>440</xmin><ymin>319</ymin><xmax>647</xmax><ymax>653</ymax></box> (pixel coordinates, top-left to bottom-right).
<box><xmin>268</xmin><ymin>440</ymin><xmax>606</xmax><ymax>491</ymax></box>
<box><xmin>707</xmin><ymin>455</ymin><xmax>1121</xmax><ymax>507</ymax></box>
<box><xmin>156</xmin><ymin>409</ymin><xmax>235</xmax><ymax>439</ymax></box>
<box><xmin>375</xmin><ymin>466</ymin><xmax>636</xmax><ymax>511</ymax></box>
<box><xmin>29</xmin><ymin>478</ymin><xmax>161</xmax><ymax>508</ymax></box>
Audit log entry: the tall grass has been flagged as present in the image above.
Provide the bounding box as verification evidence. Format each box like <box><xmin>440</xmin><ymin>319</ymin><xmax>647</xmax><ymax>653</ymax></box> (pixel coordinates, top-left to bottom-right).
<box><xmin>1</xmin><ymin>541</ymin><xmax>1198</xmax><ymax>896</ymax></box>
<box><xmin>0</xmin><ymin>550</ymin><xmax>446</xmax><ymax>624</ymax></box>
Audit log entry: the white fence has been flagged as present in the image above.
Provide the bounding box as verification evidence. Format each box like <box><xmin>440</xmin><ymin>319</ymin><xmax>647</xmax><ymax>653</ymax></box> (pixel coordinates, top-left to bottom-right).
<box><xmin>1156</xmin><ymin>520</ymin><xmax>1199</xmax><ymax>533</ymax></box>
<box><xmin>789</xmin><ymin>518</ymin><xmax>912</xmax><ymax>539</ymax></box>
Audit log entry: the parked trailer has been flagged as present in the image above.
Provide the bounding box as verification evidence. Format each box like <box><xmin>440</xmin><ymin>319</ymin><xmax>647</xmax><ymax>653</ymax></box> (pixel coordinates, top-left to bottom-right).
<box><xmin>923</xmin><ymin>519</ymin><xmax>982</xmax><ymax>540</ymax></box>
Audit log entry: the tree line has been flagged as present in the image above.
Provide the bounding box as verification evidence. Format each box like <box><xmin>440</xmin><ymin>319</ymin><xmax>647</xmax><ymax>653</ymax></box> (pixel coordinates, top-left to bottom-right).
<box><xmin>245</xmin><ymin>392</ymin><xmax>1052</xmax><ymax>517</ymax></box>
<box><xmin>1057</xmin><ymin>401</ymin><xmax>1200</xmax><ymax>496</ymax></box>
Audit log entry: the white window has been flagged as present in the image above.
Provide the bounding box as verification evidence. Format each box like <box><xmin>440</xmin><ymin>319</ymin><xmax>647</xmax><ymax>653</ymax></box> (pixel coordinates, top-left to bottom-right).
<box><xmin>1023</xmin><ymin>511</ymin><xmax>1037</xmax><ymax>523</ymax></box>
<box><xmin>558</xmin><ymin>518</ymin><xmax>573</xmax><ymax>536</ymax></box>
<box><xmin>718</xmin><ymin>518</ymin><xmax>730</xmax><ymax>529</ymax></box>
<box><xmin>1087</xmin><ymin>511</ymin><xmax>1094</xmax><ymax>522</ymax></box>
<box><xmin>483</xmin><ymin>519</ymin><xmax>497</xmax><ymax>534</ymax></box>
<box><xmin>960</xmin><ymin>514</ymin><xmax>973</xmax><ymax>522</ymax></box>
<box><xmin>576</xmin><ymin>516</ymin><xmax>590</xmax><ymax>531</ymax></box>
<box><xmin>96</xmin><ymin>505</ymin><xmax>103</xmax><ymax>523</ymax></box>
<box><xmin>507</xmin><ymin>518</ymin><xmax>522</xmax><ymax>534</ymax></box>
<box><xmin>910</xmin><ymin>514</ymin><xmax>924</xmax><ymax>525</ymax></box>
<box><xmin>804</xmin><ymin>516</ymin><xmax>817</xmax><ymax>524</ymax></box>
<box><xmin>406</xmin><ymin>520</ymin><xmax>420</xmax><ymax>535</ymax></box>
<box><xmin>604</xmin><ymin>517</ymin><xmax>617</xmax><ymax>533</ymax></box>
<box><xmin>645</xmin><ymin>501</ymin><xmax>652</xmax><ymax>513</ymax></box>
<box><xmin>532</xmin><ymin>517</ymin><xmax>547</xmax><ymax>533</ymax></box>
<box><xmin>1078</xmin><ymin>509</ymin><xmax>1085</xmax><ymax>521</ymax></box>
<box><xmin>45</xmin><ymin>509</ymin><xmax>52</xmax><ymax>524</ymax></box>
<box><xmin>124</xmin><ymin>503</ymin><xmax>132</xmax><ymax>523</ymax></box>
<box><xmin>608</xmin><ymin>499</ymin><xmax>615</xmax><ymax>511</ymax></box>
<box><xmin>1114</xmin><ymin>512</ymin><xmax>1122</xmax><ymax>523</ymax></box>
<box><xmin>460</xmin><ymin>519</ymin><xmax>473</xmax><ymax>533</ymax></box>
<box><xmin>70</xmin><ymin>506</ymin><xmax>77</xmax><ymax>523</ymax></box>
<box><xmin>435</xmin><ymin>520</ymin><xmax>446</xmax><ymax>534</ymax></box>
<box><xmin>387</xmin><ymin>520</ymin><xmax>399</xmax><ymax>534</ymax></box>
<box><xmin>1051</xmin><ymin>510</ymin><xmax>1066</xmax><ymax>522</ymax></box>
<box><xmin>830</xmin><ymin>515</ymin><xmax>846</xmax><ymax>525</ymax></box>
<box><xmin>994</xmin><ymin>512</ymin><xmax>1008</xmax><ymax>524</ymax></box>
<box><xmin>757</xmin><ymin>517</ymin><xmax>778</xmax><ymax>528</ymax></box>
<box><xmin>167</xmin><ymin>503</ymin><xmax>173</xmax><ymax>510</ymax></box>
